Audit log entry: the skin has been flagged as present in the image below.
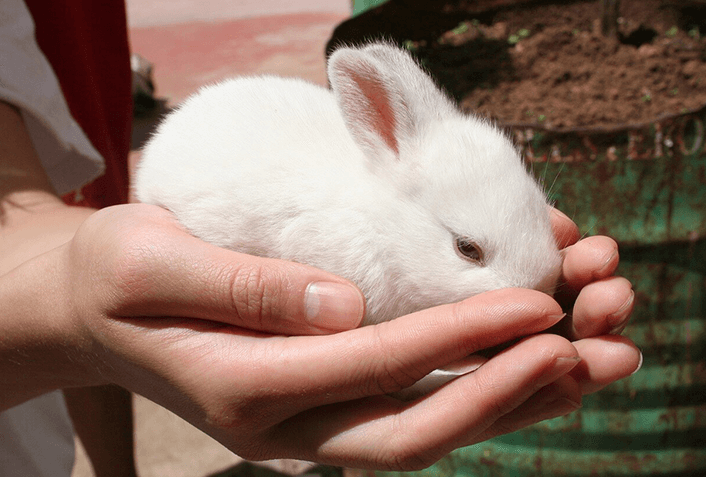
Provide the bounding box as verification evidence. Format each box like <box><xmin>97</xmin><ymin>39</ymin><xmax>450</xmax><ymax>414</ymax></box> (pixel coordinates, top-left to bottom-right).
<box><xmin>0</xmin><ymin>101</ymin><xmax>640</xmax><ymax>471</ymax></box>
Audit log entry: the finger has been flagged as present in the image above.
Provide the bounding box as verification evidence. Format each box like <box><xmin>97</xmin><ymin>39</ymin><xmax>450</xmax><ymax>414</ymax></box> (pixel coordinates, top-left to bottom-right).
<box><xmin>469</xmin><ymin>375</ymin><xmax>581</xmax><ymax>444</ymax></box>
<box><xmin>561</xmin><ymin>235</ymin><xmax>620</xmax><ymax>291</ymax></box>
<box><xmin>225</xmin><ymin>289</ymin><xmax>567</xmax><ymax>430</ymax></box>
<box><xmin>100</xmin><ymin>288</ymin><xmax>568</xmax><ymax>436</ymax></box>
<box><xmin>96</xmin><ymin>205</ymin><xmax>365</xmax><ymax>335</ymax></box>
<box><xmin>265</xmin><ymin>334</ymin><xmax>580</xmax><ymax>469</ymax></box>
<box><xmin>570</xmin><ymin>276</ymin><xmax>635</xmax><ymax>338</ymax></box>
<box><xmin>549</xmin><ymin>207</ymin><xmax>580</xmax><ymax>249</ymax></box>
<box><xmin>570</xmin><ymin>335</ymin><xmax>642</xmax><ymax>395</ymax></box>
<box><xmin>270</xmin><ymin>288</ymin><xmax>567</xmax><ymax>404</ymax></box>
<box><xmin>553</xmin><ymin>235</ymin><xmax>622</xmax><ymax>333</ymax></box>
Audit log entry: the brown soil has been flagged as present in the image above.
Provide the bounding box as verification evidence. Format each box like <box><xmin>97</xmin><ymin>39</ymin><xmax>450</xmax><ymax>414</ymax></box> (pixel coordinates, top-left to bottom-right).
<box><xmin>329</xmin><ymin>0</ymin><xmax>706</xmax><ymax>130</ymax></box>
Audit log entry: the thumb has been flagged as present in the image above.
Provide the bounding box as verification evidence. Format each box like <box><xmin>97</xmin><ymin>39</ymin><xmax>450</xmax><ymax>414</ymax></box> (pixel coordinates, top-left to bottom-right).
<box><xmin>88</xmin><ymin>205</ymin><xmax>366</xmax><ymax>335</ymax></box>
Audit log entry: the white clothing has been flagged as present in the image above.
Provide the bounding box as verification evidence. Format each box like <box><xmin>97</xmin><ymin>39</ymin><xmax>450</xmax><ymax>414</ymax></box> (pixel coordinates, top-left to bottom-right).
<box><xmin>0</xmin><ymin>0</ymin><xmax>104</xmax><ymax>195</ymax></box>
<box><xmin>0</xmin><ymin>393</ymin><xmax>75</xmax><ymax>477</ymax></box>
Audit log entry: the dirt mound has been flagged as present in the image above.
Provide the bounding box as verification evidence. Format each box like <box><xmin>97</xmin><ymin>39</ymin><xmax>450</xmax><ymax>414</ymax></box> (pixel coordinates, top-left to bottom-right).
<box><xmin>330</xmin><ymin>0</ymin><xmax>706</xmax><ymax>129</ymax></box>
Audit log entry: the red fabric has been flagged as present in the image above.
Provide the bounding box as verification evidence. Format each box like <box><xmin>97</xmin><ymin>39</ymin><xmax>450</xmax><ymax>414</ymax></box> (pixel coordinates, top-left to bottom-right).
<box><xmin>23</xmin><ymin>0</ymin><xmax>132</xmax><ymax>208</ymax></box>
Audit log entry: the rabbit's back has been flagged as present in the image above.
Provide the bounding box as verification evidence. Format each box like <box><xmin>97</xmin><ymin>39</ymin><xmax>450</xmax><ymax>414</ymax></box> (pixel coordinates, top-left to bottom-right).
<box><xmin>134</xmin><ymin>76</ymin><xmax>387</xmax><ymax>260</ymax></box>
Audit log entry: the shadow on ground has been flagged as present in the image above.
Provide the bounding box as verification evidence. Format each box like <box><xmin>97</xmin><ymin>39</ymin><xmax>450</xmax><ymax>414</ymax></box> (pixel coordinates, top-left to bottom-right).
<box><xmin>207</xmin><ymin>461</ymin><xmax>344</xmax><ymax>477</ymax></box>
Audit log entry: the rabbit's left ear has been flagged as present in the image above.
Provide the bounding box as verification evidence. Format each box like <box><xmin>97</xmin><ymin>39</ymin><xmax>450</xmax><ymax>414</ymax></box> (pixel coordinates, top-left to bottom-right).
<box><xmin>328</xmin><ymin>44</ymin><xmax>454</xmax><ymax>164</ymax></box>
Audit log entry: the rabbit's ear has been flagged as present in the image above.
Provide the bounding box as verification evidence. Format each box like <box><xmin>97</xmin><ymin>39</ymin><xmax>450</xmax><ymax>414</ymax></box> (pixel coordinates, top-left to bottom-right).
<box><xmin>328</xmin><ymin>44</ymin><xmax>454</xmax><ymax>163</ymax></box>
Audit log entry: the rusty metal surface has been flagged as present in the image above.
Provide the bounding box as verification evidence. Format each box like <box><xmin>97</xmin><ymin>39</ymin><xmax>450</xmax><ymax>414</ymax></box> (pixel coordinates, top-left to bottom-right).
<box><xmin>373</xmin><ymin>107</ymin><xmax>706</xmax><ymax>475</ymax></box>
<box><xmin>514</xmin><ymin>107</ymin><xmax>706</xmax><ymax>245</ymax></box>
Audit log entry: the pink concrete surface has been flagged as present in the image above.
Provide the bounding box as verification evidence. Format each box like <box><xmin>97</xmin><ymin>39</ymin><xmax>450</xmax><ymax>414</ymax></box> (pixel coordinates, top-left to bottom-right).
<box><xmin>126</xmin><ymin>0</ymin><xmax>350</xmax><ymax>27</ymax></box>
<box><xmin>128</xmin><ymin>12</ymin><xmax>348</xmax><ymax>105</ymax></box>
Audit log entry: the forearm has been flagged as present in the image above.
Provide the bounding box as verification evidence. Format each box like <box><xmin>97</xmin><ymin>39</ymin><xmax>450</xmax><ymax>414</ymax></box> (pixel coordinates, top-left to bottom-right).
<box><xmin>0</xmin><ymin>180</ymin><xmax>101</xmax><ymax>412</ymax></box>
<box><xmin>0</xmin><ymin>244</ymin><xmax>98</xmax><ymax>410</ymax></box>
<box><xmin>0</xmin><ymin>100</ymin><xmax>99</xmax><ymax>410</ymax></box>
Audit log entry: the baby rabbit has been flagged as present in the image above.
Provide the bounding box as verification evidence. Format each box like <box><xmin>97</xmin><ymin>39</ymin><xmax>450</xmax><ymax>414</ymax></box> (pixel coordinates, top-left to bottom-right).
<box><xmin>135</xmin><ymin>44</ymin><xmax>563</xmax><ymax>398</ymax></box>
<box><xmin>135</xmin><ymin>42</ymin><xmax>563</xmax><ymax>397</ymax></box>
<box><xmin>135</xmin><ymin>42</ymin><xmax>561</xmax><ymax>329</ymax></box>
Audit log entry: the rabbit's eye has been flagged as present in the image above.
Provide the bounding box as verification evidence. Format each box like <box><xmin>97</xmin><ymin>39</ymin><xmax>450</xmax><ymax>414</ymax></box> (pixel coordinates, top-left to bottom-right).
<box><xmin>455</xmin><ymin>237</ymin><xmax>484</xmax><ymax>265</ymax></box>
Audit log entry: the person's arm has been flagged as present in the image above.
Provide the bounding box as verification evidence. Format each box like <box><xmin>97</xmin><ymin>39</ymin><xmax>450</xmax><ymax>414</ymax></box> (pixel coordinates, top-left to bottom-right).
<box><xmin>0</xmin><ymin>100</ymin><xmax>139</xmax><ymax>477</ymax></box>
<box><xmin>0</xmin><ymin>102</ymin><xmax>95</xmax><ymax>404</ymax></box>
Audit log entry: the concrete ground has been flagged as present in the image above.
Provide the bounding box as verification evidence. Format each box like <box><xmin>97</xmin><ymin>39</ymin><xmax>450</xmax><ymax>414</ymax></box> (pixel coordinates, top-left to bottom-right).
<box><xmin>72</xmin><ymin>1</ymin><xmax>352</xmax><ymax>476</ymax></box>
<box><xmin>127</xmin><ymin>0</ymin><xmax>350</xmax><ymax>102</ymax></box>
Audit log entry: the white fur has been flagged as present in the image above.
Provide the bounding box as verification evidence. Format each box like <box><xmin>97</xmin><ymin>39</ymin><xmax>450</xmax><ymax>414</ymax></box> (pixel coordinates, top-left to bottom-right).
<box><xmin>134</xmin><ymin>43</ymin><xmax>562</xmax><ymax>396</ymax></box>
<box><xmin>135</xmin><ymin>42</ymin><xmax>561</xmax><ymax>325</ymax></box>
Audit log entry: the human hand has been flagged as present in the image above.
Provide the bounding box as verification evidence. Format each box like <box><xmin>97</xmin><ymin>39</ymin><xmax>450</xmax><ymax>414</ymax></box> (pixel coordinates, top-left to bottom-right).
<box><xmin>28</xmin><ymin>204</ymin><xmax>633</xmax><ymax>470</ymax></box>
<box><xmin>455</xmin><ymin>208</ymin><xmax>641</xmax><ymax>445</ymax></box>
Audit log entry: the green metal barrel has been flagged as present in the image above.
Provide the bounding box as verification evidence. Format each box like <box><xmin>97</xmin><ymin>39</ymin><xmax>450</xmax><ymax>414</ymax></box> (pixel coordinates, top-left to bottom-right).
<box><xmin>352</xmin><ymin>0</ymin><xmax>389</xmax><ymax>16</ymax></box>
<box><xmin>344</xmin><ymin>1</ymin><xmax>705</xmax><ymax>473</ymax></box>
<box><xmin>377</xmin><ymin>108</ymin><xmax>706</xmax><ymax>475</ymax></box>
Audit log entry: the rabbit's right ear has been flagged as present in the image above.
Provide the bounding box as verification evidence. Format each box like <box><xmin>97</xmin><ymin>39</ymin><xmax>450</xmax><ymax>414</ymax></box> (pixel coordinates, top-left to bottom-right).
<box><xmin>328</xmin><ymin>44</ymin><xmax>454</xmax><ymax>165</ymax></box>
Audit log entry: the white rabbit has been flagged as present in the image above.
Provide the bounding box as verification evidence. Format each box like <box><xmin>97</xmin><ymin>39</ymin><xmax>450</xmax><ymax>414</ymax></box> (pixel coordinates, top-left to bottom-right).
<box><xmin>134</xmin><ymin>42</ymin><xmax>562</xmax><ymax>398</ymax></box>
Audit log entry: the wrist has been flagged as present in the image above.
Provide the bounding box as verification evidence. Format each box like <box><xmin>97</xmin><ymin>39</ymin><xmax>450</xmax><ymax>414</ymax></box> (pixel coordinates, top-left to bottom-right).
<box><xmin>0</xmin><ymin>201</ymin><xmax>102</xmax><ymax>411</ymax></box>
<box><xmin>0</xmin><ymin>243</ymin><xmax>104</xmax><ymax>411</ymax></box>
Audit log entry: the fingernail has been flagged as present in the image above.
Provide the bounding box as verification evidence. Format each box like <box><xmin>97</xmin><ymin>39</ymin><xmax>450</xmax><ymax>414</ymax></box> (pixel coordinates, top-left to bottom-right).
<box><xmin>440</xmin><ymin>354</ymin><xmax>488</xmax><ymax>375</ymax></box>
<box><xmin>555</xmin><ymin>396</ymin><xmax>583</xmax><ymax>412</ymax></box>
<box><xmin>305</xmin><ymin>282</ymin><xmax>365</xmax><ymax>331</ymax></box>
<box><xmin>597</xmin><ymin>249</ymin><xmax>619</xmax><ymax>275</ymax></box>
<box><xmin>631</xmin><ymin>351</ymin><xmax>644</xmax><ymax>376</ymax></box>
<box><xmin>549</xmin><ymin>313</ymin><xmax>568</xmax><ymax>326</ymax></box>
<box><xmin>552</xmin><ymin>356</ymin><xmax>582</xmax><ymax>378</ymax></box>
<box><xmin>529</xmin><ymin>385</ymin><xmax>582</xmax><ymax>420</ymax></box>
<box><xmin>550</xmin><ymin>207</ymin><xmax>571</xmax><ymax>222</ymax></box>
<box><xmin>607</xmin><ymin>290</ymin><xmax>635</xmax><ymax>334</ymax></box>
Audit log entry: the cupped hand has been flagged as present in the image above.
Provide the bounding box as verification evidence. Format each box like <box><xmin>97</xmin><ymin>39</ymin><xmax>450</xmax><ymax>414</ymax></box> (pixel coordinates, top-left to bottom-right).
<box><xmin>50</xmin><ymin>203</ymin><xmax>636</xmax><ymax>470</ymax></box>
